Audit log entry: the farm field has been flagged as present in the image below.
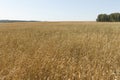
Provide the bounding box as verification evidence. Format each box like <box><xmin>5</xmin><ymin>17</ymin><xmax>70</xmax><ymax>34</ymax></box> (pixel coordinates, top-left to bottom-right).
<box><xmin>0</xmin><ymin>22</ymin><xmax>120</xmax><ymax>80</ymax></box>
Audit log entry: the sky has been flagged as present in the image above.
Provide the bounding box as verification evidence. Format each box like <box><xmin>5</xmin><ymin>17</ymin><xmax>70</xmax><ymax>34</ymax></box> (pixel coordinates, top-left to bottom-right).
<box><xmin>0</xmin><ymin>0</ymin><xmax>119</xmax><ymax>21</ymax></box>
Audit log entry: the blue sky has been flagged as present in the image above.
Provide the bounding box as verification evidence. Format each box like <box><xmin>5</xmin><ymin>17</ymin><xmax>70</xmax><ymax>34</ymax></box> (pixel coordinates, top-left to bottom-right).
<box><xmin>0</xmin><ymin>0</ymin><xmax>119</xmax><ymax>21</ymax></box>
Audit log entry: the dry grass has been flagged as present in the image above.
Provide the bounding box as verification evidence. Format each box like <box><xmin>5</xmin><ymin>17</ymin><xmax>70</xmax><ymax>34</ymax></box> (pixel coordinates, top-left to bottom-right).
<box><xmin>0</xmin><ymin>22</ymin><xmax>120</xmax><ymax>80</ymax></box>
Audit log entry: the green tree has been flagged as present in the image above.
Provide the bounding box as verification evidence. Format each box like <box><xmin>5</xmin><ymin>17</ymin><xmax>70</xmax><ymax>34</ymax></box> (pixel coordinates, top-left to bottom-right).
<box><xmin>96</xmin><ymin>14</ymin><xmax>109</xmax><ymax>22</ymax></box>
<box><xmin>97</xmin><ymin>13</ymin><xmax>120</xmax><ymax>22</ymax></box>
<box><xmin>109</xmin><ymin>13</ymin><xmax>120</xmax><ymax>22</ymax></box>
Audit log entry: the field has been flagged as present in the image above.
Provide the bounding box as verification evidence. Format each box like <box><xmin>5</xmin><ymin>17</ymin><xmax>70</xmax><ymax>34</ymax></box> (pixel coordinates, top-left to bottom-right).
<box><xmin>0</xmin><ymin>22</ymin><xmax>120</xmax><ymax>80</ymax></box>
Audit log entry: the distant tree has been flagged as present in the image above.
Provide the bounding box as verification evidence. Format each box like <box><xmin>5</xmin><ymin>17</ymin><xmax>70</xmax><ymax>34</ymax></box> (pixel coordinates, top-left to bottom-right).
<box><xmin>96</xmin><ymin>14</ymin><xmax>109</xmax><ymax>22</ymax></box>
<box><xmin>96</xmin><ymin>13</ymin><xmax>120</xmax><ymax>22</ymax></box>
<box><xmin>109</xmin><ymin>13</ymin><xmax>120</xmax><ymax>22</ymax></box>
<box><xmin>96</xmin><ymin>14</ymin><xmax>103</xmax><ymax>22</ymax></box>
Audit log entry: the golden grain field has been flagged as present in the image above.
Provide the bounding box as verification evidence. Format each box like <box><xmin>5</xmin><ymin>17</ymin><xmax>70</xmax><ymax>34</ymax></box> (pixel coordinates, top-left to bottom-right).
<box><xmin>0</xmin><ymin>22</ymin><xmax>120</xmax><ymax>80</ymax></box>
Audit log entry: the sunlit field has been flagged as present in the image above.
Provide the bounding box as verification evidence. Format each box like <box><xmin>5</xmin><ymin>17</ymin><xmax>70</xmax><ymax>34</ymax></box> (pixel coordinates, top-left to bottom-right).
<box><xmin>0</xmin><ymin>22</ymin><xmax>120</xmax><ymax>80</ymax></box>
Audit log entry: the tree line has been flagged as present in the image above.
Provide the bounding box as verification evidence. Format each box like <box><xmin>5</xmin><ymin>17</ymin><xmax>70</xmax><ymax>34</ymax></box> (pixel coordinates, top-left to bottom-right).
<box><xmin>96</xmin><ymin>13</ymin><xmax>120</xmax><ymax>22</ymax></box>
